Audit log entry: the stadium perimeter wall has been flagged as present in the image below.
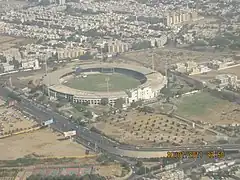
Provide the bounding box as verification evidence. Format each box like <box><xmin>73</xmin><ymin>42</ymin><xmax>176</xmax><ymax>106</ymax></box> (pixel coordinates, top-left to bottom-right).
<box><xmin>43</xmin><ymin>63</ymin><xmax>167</xmax><ymax>106</ymax></box>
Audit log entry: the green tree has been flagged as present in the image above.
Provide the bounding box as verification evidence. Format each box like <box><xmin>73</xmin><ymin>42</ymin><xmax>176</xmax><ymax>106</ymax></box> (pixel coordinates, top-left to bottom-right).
<box><xmin>8</xmin><ymin>92</ymin><xmax>21</xmax><ymax>102</ymax></box>
<box><xmin>141</xmin><ymin>106</ymin><xmax>154</xmax><ymax>113</ymax></box>
<box><xmin>100</xmin><ymin>98</ymin><xmax>109</xmax><ymax>105</ymax></box>
<box><xmin>78</xmin><ymin>52</ymin><xmax>93</xmax><ymax>60</ymax></box>
<box><xmin>136</xmin><ymin>166</ymin><xmax>150</xmax><ymax>175</ymax></box>
<box><xmin>84</xmin><ymin>110</ymin><xmax>93</xmax><ymax>118</ymax></box>
<box><xmin>114</xmin><ymin>98</ymin><xmax>125</xmax><ymax>109</ymax></box>
<box><xmin>135</xmin><ymin>160</ymin><xmax>143</xmax><ymax>167</ymax></box>
<box><xmin>130</xmin><ymin>100</ymin><xmax>143</xmax><ymax>108</ymax></box>
<box><xmin>132</xmin><ymin>40</ymin><xmax>151</xmax><ymax>50</ymax></box>
<box><xmin>193</xmin><ymin>40</ymin><xmax>207</xmax><ymax>46</ymax></box>
<box><xmin>0</xmin><ymin>55</ymin><xmax>7</xmax><ymax>63</ymax></box>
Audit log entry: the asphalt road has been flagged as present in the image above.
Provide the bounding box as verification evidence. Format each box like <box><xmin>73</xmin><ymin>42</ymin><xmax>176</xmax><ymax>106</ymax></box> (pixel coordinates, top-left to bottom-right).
<box><xmin>1</xmin><ymin>86</ymin><xmax>240</xmax><ymax>159</ymax></box>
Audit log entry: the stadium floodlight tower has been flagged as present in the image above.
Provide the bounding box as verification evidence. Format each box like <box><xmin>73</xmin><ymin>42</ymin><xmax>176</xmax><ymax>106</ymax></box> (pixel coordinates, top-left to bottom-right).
<box><xmin>45</xmin><ymin>58</ymin><xmax>50</xmax><ymax>99</ymax></box>
<box><xmin>165</xmin><ymin>59</ymin><xmax>169</xmax><ymax>89</ymax></box>
<box><xmin>105</xmin><ymin>77</ymin><xmax>110</xmax><ymax>94</ymax></box>
<box><xmin>151</xmin><ymin>52</ymin><xmax>154</xmax><ymax>71</ymax></box>
<box><xmin>75</xmin><ymin>67</ymin><xmax>82</xmax><ymax>76</ymax></box>
<box><xmin>9</xmin><ymin>76</ymin><xmax>12</xmax><ymax>88</ymax></box>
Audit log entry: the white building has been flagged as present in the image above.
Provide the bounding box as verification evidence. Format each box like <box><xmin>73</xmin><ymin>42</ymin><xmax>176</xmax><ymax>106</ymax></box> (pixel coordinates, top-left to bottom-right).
<box><xmin>175</xmin><ymin>63</ymin><xmax>186</xmax><ymax>73</ymax></box>
<box><xmin>58</xmin><ymin>0</ymin><xmax>65</xmax><ymax>5</ymax></box>
<box><xmin>215</xmin><ymin>74</ymin><xmax>238</xmax><ymax>88</ymax></box>
<box><xmin>128</xmin><ymin>87</ymin><xmax>155</xmax><ymax>104</ymax></box>
<box><xmin>21</xmin><ymin>59</ymin><xmax>40</xmax><ymax>70</ymax></box>
<box><xmin>150</xmin><ymin>35</ymin><xmax>168</xmax><ymax>47</ymax></box>
<box><xmin>2</xmin><ymin>63</ymin><xmax>14</xmax><ymax>72</ymax></box>
<box><xmin>107</xmin><ymin>40</ymin><xmax>130</xmax><ymax>54</ymax></box>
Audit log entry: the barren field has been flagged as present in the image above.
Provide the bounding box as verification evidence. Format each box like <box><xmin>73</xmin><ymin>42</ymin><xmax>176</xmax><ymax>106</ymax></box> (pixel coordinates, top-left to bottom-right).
<box><xmin>95</xmin><ymin>164</ymin><xmax>123</xmax><ymax>177</ymax></box>
<box><xmin>94</xmin><ymin>110</ymin><xmax>215</xmax><ymax>147</ymax></box>
<box><xmin>0</xmin><ymin>35</ymin><xmax>35</xmax><ymax>51</ymax></box>
<box><xmin>0</xmin><ymin>128</ymin><xmax>91</xmax><ymax>160</ymax></box>
<box><xmin>192</xmin><ymin>65</ymin><xmax>240</xmax><ymax>81</ymax></box>
<box><xmin>15</xmin><ymin>163</ymin><xmax>124</xmax><ymax>180</ymax></box>
<box><xmin>176</xmin><ymin>92</ymin><xmax>240</xmax><ymax>125</ymax></box>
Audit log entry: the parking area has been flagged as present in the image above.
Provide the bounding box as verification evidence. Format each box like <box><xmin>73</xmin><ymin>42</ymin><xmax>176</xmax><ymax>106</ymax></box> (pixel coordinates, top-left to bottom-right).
<box><xmin>0</xmin><ymin>102</ymin><xmax>37</xmax><ymax>136</ymax></box>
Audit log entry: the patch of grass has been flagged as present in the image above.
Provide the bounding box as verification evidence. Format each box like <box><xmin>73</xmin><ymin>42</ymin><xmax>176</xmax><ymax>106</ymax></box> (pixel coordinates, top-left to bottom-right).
<box><xmin>176</xmin><ymin>92</ymin><xmax>224</xmax><ymax>116</ymax></box>
<box><xmin>64</xmin><ymin>73</ymin><xmax>141</xmax><ymax>92</ymax></box>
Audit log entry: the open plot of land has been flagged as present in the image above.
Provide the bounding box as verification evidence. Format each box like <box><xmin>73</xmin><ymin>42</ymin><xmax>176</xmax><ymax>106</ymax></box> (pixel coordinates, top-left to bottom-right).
<box><xmin>15</xmin><ymin>163</ymin><xmax>123</xmax><ymax>180</ymax></box>
<box><xmin>0</xmin><ymin>128</ymin><xmax>91</xmax><ymax>160</ymax></box>
<box><xmin>119</xmin><ymin>47</ymin><xmax>228</xmax><ymax>72</ymax></box>
<box><xmin>0</xmin><ymin>35</ymin><xmax>34</xmax><ymax>51</ymax></box>
<box><xmin>175</xmin><ymin>91</ymin><xmax>240</xmax><ymax>125</ymax></box>
<box><xmin>93</xmin><ymin>110</ymin><xmax>215</xmax><ymax>147</ymax></box>
<box><xmin>64</xmin><ymin>73</ymin><xmax>141</xmax><ymax>91</ymax></box>
<box><xmin>192</xmin><ymin>65</ymin><xmax>240</xmax><ymax>81</ymax></box>
<box><xmin>0</xmin><ymin>0</ymin><xmax>28</xmax><ymax>13</ymax></box>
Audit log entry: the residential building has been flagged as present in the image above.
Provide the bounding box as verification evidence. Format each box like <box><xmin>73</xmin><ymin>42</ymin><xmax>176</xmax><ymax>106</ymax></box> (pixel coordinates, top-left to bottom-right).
<box><xmin>150</xmin><ymin>35</ymin><xmax>168</xmax><ymax>47</ymax></box>
<box><xmin>186</xmin><ymin>61</ymin><xmax>198</xmax><ymax>72</ymax></box>
<box><xmin>21</xmin><ymin>59</ymin><xmax>40</xmax><ymax>70</ymax></box>
<box><xmin>164</xmin><ymin>10</ymin><xmax>198</xmax><ymax>26</ymax></box>
<box><xmin>58</xmin><ymin>0</ymin><xmax>65</xmax><ymax>5</ymax></box>
<box><xmin>215</xmin><ymin>74</ymin><xmax>238</xmax><ymax>88</ymax></box>
<box><xmin>56</xmin><ymin>47</ymin><xmax>87</xmax><ymax>60</ymax></box>
<box><xmin>175</xmin><ymin>61</ymin><xmax>198</xmax><ymax>74</ymax></box>
<box><xmin>175</xmin><ymin>62</ymin><xmax>186</xmax><ymax>73</ymax></box>
<box><xmin>1</xmin><ymin>63</ymin><xmax>14</xmax><ymax>72</ymax></box>
<box><xmin>107</xmin><ymin>40</ymin><xmax>129</xmax><ymax>54</ymax></box>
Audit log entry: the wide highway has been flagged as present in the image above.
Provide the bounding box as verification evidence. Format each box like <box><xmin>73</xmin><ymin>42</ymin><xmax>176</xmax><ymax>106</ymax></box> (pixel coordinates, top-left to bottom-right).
<box><xmin>0</xmin><ymin>87</ymin><xmax>240</xmax><ymax>158</ymax></box>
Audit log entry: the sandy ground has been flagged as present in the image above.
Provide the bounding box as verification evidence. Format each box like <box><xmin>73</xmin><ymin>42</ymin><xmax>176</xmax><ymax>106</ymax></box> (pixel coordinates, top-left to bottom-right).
<box><xmin>0</xmin><ymin>36</ymin><xmax>23</xmax><ymax>51</ymax></box>
<box><xmin>0</xmin><ymin>128</ymin><xmax>91</xmax><ymax>160</ymax></box>
<box><xmin>94</xmin><ymin>110</ymin><xmax>215</xmax><ymax>147</ymax></box>
<box><xmin>95</xmin><ymin>164</ymin><xmax>122</xmax><ymax>177</ymax></box>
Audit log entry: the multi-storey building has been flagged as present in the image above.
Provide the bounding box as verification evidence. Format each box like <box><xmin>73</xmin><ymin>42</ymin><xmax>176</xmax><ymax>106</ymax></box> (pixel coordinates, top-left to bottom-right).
<box><xmin>164</xmin><ymin>10</ymin><xmax>198</xmax><ymax>26</ymax></box>
<box><xmin>58</xmin><ymin>0</ymin><xmax>65</xmax><ymax>5</ymax></box>
<box><xmin>215</xmin><ymin>74</ymin><xmax>238</xmax><ymax>88</ymax></box>
<box><xmin>56</xmin><ymin>47</ymin><xmax>87</xmax><ymax>60</ymax></box>
<box><xmin>107</xmin><ymin>40</ymin><xmax>129</xmax><ymax>54</ymax></box>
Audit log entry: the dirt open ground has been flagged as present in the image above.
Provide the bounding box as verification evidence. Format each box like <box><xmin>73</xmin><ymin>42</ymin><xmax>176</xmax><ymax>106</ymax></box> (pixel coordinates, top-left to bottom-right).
<box><xmin>14</xmin><ymin>163</ymin><xmax>124</xmax><ymax>180</ymax></box>
<box><xmin>0</xmin><ymin>128</ymin><xmax>92</xmax><ymax>160</ymax></box>
<box><xmin>0</xmin><ymin>35</ymin><xmax>35</xmax><ymax>51</ymax></box>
